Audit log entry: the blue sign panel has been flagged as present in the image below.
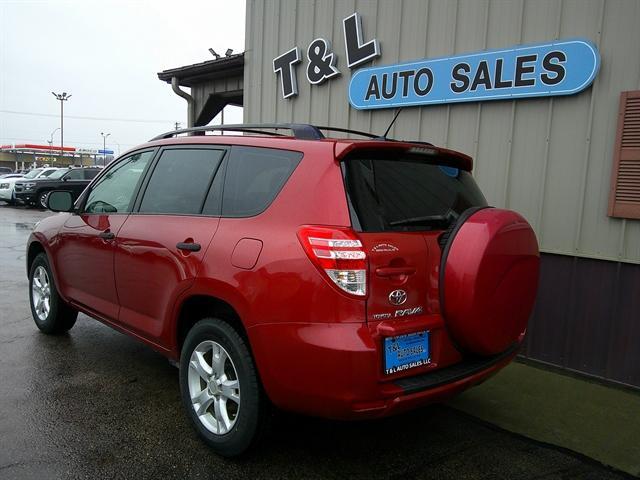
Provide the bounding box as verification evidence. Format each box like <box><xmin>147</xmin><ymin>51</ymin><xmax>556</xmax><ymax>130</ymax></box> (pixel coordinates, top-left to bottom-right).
<box><xmin>98</xmin><ymin>149</ymin><xmax>114</xmax><ymax>155</ymax></box>
<box><xmin>349</xmin><ymin>39</ymin><xmax>599</xmax><ymax>110</ymax></box>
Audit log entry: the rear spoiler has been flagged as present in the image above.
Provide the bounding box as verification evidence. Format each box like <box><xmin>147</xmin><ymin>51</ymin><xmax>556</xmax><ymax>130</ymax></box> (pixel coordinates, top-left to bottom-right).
<box><xmin>334</xmin><ymin>141</ymin><xmax>473</xmax><ymax>171</ymax></box>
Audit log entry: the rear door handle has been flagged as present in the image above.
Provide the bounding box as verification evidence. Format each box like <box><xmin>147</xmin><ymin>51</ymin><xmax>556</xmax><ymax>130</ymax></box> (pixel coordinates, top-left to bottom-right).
<box><xmin>375</xmin><ymin>266</ymin><xmax>416</xmax><ymax>277</ymax></box>
<box><xmin>98</xmin><ymin>231</ymin><xmax>115</xmax><ymax>240</ymax></box>
<box><xmin>177</xmin><ymin>242</ymin><xmax>201</xmax><ymax>252</ymax></box>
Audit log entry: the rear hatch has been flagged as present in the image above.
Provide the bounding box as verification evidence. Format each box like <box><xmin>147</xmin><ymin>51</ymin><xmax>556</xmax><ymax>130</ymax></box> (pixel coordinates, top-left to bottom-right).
<box><xmin>339</xmin><ymin>144</ymin><xmax>487</xmax><ymax>323</ymax></box>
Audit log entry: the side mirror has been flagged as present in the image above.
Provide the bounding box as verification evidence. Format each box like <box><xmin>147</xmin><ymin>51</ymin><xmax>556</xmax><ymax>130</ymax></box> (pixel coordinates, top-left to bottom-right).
<box><xmin>47</xmin><ymin>191</ymin><xmax>74</xmax><ymax>212</ymax></box>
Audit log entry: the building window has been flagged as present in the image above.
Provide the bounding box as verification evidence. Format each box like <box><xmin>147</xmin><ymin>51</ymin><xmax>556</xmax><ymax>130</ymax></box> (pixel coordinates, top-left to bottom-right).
<box><xmin>609</xmin><ymin>91</ymin><xmax>640</xmax><ymax>219</ymax></box>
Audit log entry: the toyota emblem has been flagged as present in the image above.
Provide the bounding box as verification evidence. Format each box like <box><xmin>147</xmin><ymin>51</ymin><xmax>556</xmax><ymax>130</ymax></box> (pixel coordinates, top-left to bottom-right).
<box><xmin>388</xmin><ymin>289</ymin><xmax>407</xmax><ymax>306</ymax></box>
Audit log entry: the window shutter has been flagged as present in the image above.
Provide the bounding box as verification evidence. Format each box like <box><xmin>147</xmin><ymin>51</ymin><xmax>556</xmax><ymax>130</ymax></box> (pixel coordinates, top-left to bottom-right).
<box><xmin>609</xmin><ymin>91</ymin><xmax>640</xmax><ymax>219</ymax></box>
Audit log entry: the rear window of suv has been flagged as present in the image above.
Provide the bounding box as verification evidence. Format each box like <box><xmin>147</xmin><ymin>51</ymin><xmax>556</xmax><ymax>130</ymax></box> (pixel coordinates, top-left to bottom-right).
<box><xmin>343</xmin><ymin>151</ymin><xmax>487</xmax><ymax>232</ymax></box>
<box><xmin>222</xmin><ymin>146</ymin><xmax>302</xmax><ymax>217</ymax></box>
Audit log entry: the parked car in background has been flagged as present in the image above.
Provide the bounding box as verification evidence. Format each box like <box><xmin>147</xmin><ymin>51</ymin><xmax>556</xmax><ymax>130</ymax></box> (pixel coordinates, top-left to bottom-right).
<box><xmin>15</xmin><ymin>167</ymin><xmax>101</xmax><ymax>208</ymax></box>
<box><xmin>0</xmin><ymin>176</ymin><xmax>21</xmax><ymax>205</ymax></box>
<box><xmin>0</xmin><ymin>167</ymin><xmax>59</xmax><ymax>205</ymax></box>
<box><xmin>0</xmin><ymin>167</ymin><xmax>13</xmax><ymax>175</ymax></box>
<box><xmin>26</xmin><ymin>124</ymin><xmax>539</xmax><ymax>456</ymax></box>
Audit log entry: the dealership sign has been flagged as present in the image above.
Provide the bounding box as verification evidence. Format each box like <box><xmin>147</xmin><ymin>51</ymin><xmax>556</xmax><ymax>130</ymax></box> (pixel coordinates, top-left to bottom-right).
<box><xmin>349</xmin><ymin>39</ymin><xmax>600</xmax><ymax>109</ymax></box>
<box><xmin>273</xmin><ymin>13</ymin><xmax>380</xmax><ymax>99</ymax></box>
<box><xmin>272</xmin><ymin>13</ymin><xmax>600</xmax><ymax>108</ymax></box>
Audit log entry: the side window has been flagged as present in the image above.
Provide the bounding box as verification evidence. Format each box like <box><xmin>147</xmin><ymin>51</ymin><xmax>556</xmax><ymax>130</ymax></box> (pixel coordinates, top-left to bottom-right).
<box><xmin>222</xmin><ymin>146</ymin><xmax>302</xmax><ymax>217</ymax></box>
<box><xmin>84</xmin><ymin>151</ymin><xmax>154</xmax><ymax>214</ymax></box>
<box><xmin>64</xmin><ymin>169</ymin><xmax>85</xmax><ymax>181</ymax></box>
<box><xmin>84</xmin><ymin>169</ymin><xmax>100</xmax><ymax>180</ymax></box>
<box><xmin>138</xmin><ymin>148</ymin><xmax>225</xmax><ymax>215</ymax></box>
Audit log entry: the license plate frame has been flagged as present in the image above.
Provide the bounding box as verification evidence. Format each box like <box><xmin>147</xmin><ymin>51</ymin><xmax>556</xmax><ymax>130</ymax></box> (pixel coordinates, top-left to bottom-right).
<box><xmin>383</xmin><ymin>331</ymin><xmax>430</xmax><ymax>375</ymax></box>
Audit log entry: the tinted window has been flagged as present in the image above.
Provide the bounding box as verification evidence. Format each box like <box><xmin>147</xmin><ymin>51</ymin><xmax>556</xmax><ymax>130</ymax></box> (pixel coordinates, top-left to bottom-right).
<box><xmin>40</xmin><ymin>169</ymin><xmax>58</xmax><ymax>177</ymax></box>
<box><xmin>344</xmin><ymin>153</ymin><xmax>487</xmax><ymax>232</ymax></box>
<box><xmin>64</xmin><ymin>169</ymin><xmax>85</xmax><ymax>180</ymax></box>
<box><xmin>139</xmin><ymin>148</ymin><xmax>225</xmax><ymax>215</ymax></box>
<box><xmin>48</xmin><ymin>169</ymin><xmax>68</xmax><ymax>180</ymax></box>
<box><xmin>84</xmin><ymin>151</ymin><xmax>154</xmax><ymax>214</ymax></box>
<box><xmin>222</xmin><ymin>146</ymin><xmax>302</xmax><ymax>217</ymax></box>
<box><xmin>84</xmin><ymin>169</ymin><xmax>100</xmax><ymax>180</ymax></box>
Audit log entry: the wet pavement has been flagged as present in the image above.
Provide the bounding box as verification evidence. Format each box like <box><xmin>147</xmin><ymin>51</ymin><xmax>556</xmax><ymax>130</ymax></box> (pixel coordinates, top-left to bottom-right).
<box><xmin>0</xmin><ymin>204</ymin><xmax>631</xmax><ymax>480</ymax></box>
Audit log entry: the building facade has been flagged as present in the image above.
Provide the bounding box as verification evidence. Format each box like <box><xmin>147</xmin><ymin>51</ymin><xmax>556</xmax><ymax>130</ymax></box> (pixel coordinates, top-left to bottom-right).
<box><xmin>162</xmin><ymin>0</ymin><xmax>640</xmax><ymax>388</ymax></box>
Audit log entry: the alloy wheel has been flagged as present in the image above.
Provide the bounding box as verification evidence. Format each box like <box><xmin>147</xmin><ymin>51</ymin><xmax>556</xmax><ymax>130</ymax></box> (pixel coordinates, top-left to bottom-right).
<box><xmin>31</xmin><ymin>266</ymin><xmax>51</xmax><ymax>321</ymax></box>
<box><xmin>187</xmin><ymin>340</ymin><xmax>241</xmax><ymax>435</ymax></box>
<box><xmin>39</xmin><ymin>192</ymin><xmax>50</xmax><ymax>209</ymax></box>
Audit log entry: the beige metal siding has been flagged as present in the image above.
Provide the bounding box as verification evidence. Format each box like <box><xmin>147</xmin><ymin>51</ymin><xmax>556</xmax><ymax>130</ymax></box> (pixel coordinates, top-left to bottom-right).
<box><xmin>245</xmin><ymin>0</ymin><xmax>640</xmax><ymax>264</ymax></box>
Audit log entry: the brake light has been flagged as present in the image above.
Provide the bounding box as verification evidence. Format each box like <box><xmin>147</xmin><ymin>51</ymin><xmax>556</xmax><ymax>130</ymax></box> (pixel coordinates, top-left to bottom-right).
<box><xmin>297</xmin><ymin>226</ymin><xmax>367</xmax><ymax>296</ymax></box>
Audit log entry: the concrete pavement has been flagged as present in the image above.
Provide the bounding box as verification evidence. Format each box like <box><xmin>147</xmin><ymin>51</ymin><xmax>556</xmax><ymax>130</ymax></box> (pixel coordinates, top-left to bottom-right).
<box><xmin>450</xmin><ymin>360</ymin><xmax>640</xmax><ymax>476</ymax></box>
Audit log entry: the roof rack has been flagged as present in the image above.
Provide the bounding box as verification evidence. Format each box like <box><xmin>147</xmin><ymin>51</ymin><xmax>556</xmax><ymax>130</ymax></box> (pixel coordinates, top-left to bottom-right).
<box><xmin>149</xmin><ymin>123</ymin><xmax>387</xmax><ymax>142</ymax></box>
<box><xmin>150</xmin><ymin>123</ymin><xmax>325</xmax><ymax>142</ymax></box>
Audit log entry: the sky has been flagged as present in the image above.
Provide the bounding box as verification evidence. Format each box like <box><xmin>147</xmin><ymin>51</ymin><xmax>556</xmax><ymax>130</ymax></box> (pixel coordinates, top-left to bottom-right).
<box><xmin>0</xmin><ymin>0</ymin><xmax>245</xmax><ymax>155</ymax></box>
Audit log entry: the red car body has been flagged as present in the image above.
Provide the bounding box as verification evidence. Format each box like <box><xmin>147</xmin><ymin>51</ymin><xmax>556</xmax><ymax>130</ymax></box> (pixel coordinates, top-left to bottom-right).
<box><xmin>27</xmin><ymin>133</ymin><xmax>539</xmax><ymax>420</ymax></box>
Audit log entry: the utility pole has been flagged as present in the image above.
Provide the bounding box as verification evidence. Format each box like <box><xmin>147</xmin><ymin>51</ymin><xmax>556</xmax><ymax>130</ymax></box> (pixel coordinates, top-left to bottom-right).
<box><xmin>175</xmin><ymin>121</ymin><xmax>181</xmax><ymax>131</ymax></box>
<box><xmin>101</xmin><ymin>132</ymin><xmax>111</xmax><ymax>165</ymax></box>
<box><xmin>51</xmin><ymin>92</ymin><xmax>71</xmax><ymax>159</ymax></box>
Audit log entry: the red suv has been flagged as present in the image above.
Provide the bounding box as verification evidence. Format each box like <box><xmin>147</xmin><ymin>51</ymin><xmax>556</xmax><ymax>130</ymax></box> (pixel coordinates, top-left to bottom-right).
<box><xmin>27</xmin><ymin>124</ymin><xmax>539</xmax><ymax>456</ymax></box>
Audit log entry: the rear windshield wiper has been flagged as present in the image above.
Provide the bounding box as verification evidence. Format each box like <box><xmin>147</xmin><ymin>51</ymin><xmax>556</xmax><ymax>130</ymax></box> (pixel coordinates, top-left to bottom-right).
<box><xmin>389</xmin><ymin>213</ymin><xmax>454</xmax><ymax>227</ymax></box>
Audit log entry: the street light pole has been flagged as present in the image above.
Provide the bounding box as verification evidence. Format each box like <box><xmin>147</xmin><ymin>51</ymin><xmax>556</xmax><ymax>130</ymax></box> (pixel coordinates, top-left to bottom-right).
<box><xmin>48</xmin><ymin>127</ymin><xmax>60</xmax><ymax>162</ymax></box>
<box><xmin>51</xmin><ymin>92</ymin><xmax>71</xmax><ymax>161</ymax></box>
<box><xmin>101</xmin><ymin>132</ymin><xmax>111</xmax><ymax>165</ymax></box>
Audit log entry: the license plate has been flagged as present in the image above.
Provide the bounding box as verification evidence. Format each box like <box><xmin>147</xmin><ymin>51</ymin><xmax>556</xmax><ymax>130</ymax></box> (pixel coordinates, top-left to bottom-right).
<box><xmin>384</xmin><ymin>331</ymin><xmax>430</xmax><ymax>375</ymax></box>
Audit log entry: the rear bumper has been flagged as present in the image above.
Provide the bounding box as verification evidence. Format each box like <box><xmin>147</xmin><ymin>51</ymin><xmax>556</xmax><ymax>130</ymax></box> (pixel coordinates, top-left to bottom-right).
<box><xmin>369</xmin><ymin>345</ymin><xmax>517</xmax><ymax>418</ymax></box>
<box><xmin>393</xmin><ymin>343</ymin><xmax>518</xmax><ymax>394</ymax></box>
<box><xmin>248</xmin><ymin>318</ymin><xmax>519</xmax><ymax>420</ymax></box>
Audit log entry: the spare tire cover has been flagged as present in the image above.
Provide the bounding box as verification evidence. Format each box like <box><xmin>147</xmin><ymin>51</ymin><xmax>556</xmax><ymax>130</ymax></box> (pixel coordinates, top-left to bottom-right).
<box><xmin>440</xmin><ymin>208</ymin><xmax>540</xmax><ymax>356</ymax></box>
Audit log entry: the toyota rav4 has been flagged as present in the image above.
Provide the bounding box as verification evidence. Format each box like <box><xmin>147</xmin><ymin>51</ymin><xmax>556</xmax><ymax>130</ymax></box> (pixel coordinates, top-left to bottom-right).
<box><xmin>26</xmin><ymin>124</ymin><xmax>539</xmax><ymax>456</ymax></box>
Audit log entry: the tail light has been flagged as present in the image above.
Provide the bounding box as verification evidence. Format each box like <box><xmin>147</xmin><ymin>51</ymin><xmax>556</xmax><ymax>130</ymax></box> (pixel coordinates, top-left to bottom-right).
<box><xmin>297</xmin><ymin>226</ymin><xmax>367</xmax><ymax>296</ymax></box>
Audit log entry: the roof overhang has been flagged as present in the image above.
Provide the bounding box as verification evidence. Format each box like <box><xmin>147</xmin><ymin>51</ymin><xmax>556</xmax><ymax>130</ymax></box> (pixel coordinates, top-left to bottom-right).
<box><xmin>157</xmin><ymin>53</ymin><xmax>244</xmax><ymax>87</ymax></box>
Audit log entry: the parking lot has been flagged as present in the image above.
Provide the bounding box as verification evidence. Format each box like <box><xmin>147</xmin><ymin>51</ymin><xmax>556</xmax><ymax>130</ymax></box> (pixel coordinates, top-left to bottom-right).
<box><xmin>0</xmin><ymin>204</ymin><xmax>629</xmax><ymax>480</ymax></box>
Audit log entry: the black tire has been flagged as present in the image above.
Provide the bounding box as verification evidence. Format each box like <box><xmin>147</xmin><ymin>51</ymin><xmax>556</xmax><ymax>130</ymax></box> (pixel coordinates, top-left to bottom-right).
<box><xmin>38</xmin><ymin>191</ymin><xmax>50</xmax><ymax>209</ymax></box>
<box><xmin>28</xmin><ymin>252</ymin><xmax>78</xmax><ymax>334</ymax></box>
<box><xmin>179</xmin><ymin>318</ymin><xmax>268</xmax><ymax>457</ymax></box>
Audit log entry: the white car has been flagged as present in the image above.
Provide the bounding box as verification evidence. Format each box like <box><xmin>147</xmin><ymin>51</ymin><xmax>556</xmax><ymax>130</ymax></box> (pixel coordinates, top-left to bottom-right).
<box><xmin>0</xmin><ymin>168</ymin><xmax>59</xmax><ymax>205</ymax></box>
